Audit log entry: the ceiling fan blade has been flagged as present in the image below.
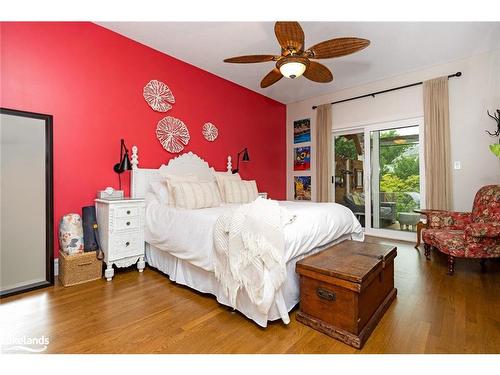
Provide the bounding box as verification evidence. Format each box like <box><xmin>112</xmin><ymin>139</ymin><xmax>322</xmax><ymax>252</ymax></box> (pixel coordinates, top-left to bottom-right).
<box><xmin>260</xmin><ymin>68</ymin><xmax>283</xmax><ymax>88</ymax></box>
<box><xmin>274</xmin><ymin>22</ymin><xmax>305</xmax><ymax>52</ymax></box>
<box><xmin>223</xmin><ymin>55</ymin><xmax>278</xmax><ymax>63</ymax></box>
<box><xmin>307</xmin><ymin>37</ymin><xmax>370</xmax><ymax>59</ymax></box>
<box><xmin>303</xmin><ymin>61</ymin><xmax>333</xmax><ymax>83</ymax></box>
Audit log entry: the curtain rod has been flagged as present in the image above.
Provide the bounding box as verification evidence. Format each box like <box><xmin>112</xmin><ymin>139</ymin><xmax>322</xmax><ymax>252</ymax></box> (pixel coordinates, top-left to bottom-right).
<box><xmin>311</xmin><ymin>72</ymin><xmax>462</xmax><ymax>110</ymax></box>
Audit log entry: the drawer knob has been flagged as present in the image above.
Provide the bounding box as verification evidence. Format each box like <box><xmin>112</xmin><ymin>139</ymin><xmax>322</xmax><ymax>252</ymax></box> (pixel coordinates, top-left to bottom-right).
<box><xmin>316</xmin><ymin>287</ymin><xmax>336</xmax><ymax>301</ymax></box>
<box><xmin>126</xmin><ymin>210</ymin><xmax>131</xmax><ymax>215</ymax></box>
<box><xmin>125</xmin><ymin>241</ymin><xmax>130</xmax><ymax>247</ymax></box>
<box><xmin>126</xmin><ymin>221</ymin><xmax>130</xmax><ymax>226</ymax></box>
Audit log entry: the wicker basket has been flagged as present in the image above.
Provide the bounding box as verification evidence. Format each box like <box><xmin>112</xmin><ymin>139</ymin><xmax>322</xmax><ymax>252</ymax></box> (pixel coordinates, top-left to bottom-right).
<box><xmin>58</xmin><ymin>251</ymin><xmax>103</xmax><ymax>286</ymax></box>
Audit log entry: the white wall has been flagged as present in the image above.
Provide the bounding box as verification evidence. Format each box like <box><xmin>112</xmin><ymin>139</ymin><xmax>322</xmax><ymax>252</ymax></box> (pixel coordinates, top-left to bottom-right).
<box><xmin>286</xmin><ymin>49</ymin><xmax>500</xmax><ymax>211</ymax></box>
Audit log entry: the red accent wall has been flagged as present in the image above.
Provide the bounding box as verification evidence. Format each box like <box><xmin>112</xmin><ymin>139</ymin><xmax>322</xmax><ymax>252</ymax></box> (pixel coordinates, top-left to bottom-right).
<box><xmin>1</xmin><ymin>22</ymin><xmax>286</xmax><ymax>257</ymax></box>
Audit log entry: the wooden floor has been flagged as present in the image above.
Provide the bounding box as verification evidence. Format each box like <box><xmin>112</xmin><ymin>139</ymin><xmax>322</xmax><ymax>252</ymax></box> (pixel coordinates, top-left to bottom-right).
<box><xmin>1</xmin><ymin>236</ymin><xmax>499</xmax><ymax>354</ymax></box>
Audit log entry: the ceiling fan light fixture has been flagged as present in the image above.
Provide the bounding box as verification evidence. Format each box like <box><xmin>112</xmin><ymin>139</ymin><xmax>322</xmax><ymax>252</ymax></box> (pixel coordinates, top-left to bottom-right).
<box><xmin>277</xmin><ymin>57</ymin><xmax>308</xmax><ymax>79</ymax></box>
<box><xmin>279</xmin><ymin>62</ymin><xmax>306</xmax><ymax>79</ymax></box>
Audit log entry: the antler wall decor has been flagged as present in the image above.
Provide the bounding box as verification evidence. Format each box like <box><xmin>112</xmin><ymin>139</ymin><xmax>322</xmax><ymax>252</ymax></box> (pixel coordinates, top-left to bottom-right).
<box><xmin>486</xmin><ymin>109</ymin><xmax>500</xmax><ymax>157</ymax></box>
<box><xmin>486</xmin><ymin>109</ymin><xmax>500</xmax><ymax>138</ymax></box>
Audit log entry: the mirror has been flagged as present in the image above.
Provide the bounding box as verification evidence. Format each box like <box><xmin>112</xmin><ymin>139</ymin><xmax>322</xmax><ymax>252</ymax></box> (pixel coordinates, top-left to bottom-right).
<box><xmin>0</xmin><ymin>108</ymin><xmax>54</xmax><ymax>297</ymax></box>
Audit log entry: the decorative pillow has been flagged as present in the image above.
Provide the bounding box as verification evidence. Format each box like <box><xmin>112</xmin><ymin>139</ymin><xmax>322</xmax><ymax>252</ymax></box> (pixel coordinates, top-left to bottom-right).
<box><xmin>214</xmin><ymin>172</ymin><xmax>241</xmax><ymax>202</ymax></box>
<box><xmin>149</xmin><ymin>174</ymin><xmax>199</xmax><ymax>206</ymax></box>
<box><xmin>352</xmin><ymin>191</ymin><xmax>365</xmax><ymax>206</ymax></box>
<box><xmin>58</xmin><ymin>214</ymin><xmax>84</xmax><ymax>255</ymax></box>
<box><xmin>171</xmin><ymin>181</ymin><xmax>222</xmax><ymax>209</ymax></box>
<box><xmin>223</xmin><ymin>180</ymin><xmax>258</xmax><ymax>204</ymax></box>
<box><xmin>149</xmin><ymin>181</ymin><xmax>169</xmax><ymax>204</ymax></box>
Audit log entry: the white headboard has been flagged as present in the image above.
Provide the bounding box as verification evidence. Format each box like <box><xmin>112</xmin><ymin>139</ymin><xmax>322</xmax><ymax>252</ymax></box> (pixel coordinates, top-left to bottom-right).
<box><xmin>130</xmin><ymin>146</ymin><xmax>233</xmax><ymax>198</ymax></box>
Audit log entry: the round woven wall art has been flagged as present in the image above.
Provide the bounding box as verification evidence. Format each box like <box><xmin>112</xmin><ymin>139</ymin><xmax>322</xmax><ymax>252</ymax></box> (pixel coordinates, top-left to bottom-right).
<box><xmin>156</xmin><ymin>116</ymin><xmax>190</xmax><ymax>153</ymax></box>
<box><xmin>202</xmin><ymin>122</ymin><xmax>218</xmax><ymax>142</ymax></box>
<box><xmin>143</xmin><ymin>79</ymin><xmax>175</xmax><ymax>112</ymax></box>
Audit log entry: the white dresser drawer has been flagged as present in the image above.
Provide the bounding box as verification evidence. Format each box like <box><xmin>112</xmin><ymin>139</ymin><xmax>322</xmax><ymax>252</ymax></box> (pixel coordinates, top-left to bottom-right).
<box><xmin>110</xmin><ymin>232</ymin><xmax>142</xmax><ymax>259</ymax></box>
<box><xmin>115</xmin><ymin>206</ymin><xmax>141</xmax><ymax>218</ymax></box>
<box><xmin>95</xmin><ymin>198</ymin><xmax>146</xmax><ymax>281</ymax></box>
<box><xmin>115</xmin><ymin>216</ymin><xmax>141</xmax><ymax>231</ymax></box>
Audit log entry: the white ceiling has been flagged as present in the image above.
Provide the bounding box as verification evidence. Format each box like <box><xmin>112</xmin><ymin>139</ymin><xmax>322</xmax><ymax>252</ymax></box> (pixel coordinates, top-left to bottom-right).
<box><xmin>98</xmin><ymin>22</ymin><xmax>500</xmax><ymax>104</ymax></box>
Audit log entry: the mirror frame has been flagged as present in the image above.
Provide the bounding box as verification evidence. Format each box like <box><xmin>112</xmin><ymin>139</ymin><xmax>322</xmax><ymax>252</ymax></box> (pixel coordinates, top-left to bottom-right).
<box><xmin>0</xmin><ymin>107</ymin><xmax>54</xmax><ymax>298</ymax></box>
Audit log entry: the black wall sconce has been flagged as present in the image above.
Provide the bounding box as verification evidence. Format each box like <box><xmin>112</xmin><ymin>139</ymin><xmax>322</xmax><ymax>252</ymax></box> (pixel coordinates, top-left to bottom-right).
<box><xmin>232</xmin><ymin>147</ymin><xmax>250</xmax><ymax>174</ymax></box>
<box><xmin>113</xmin><ymin>139</ymin><xmax>132</xmax><ymax>190</ymax></box>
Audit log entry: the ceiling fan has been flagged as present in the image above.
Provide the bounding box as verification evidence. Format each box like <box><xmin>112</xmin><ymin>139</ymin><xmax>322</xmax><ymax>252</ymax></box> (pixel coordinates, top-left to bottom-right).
<box><xmin>223</xmin><ymin>22</ymin><xmax>370</xmax><ymax>88</ymax></box>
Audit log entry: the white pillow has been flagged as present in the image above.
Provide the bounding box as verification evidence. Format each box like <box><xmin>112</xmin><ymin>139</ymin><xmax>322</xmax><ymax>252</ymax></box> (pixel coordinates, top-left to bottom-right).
<box><xmin>171</xmin><ymin>181</ymin><xmax>222</xmax><ymax>209</ymax></box>
<box><xmin>223</xmin><ymin>180</ymin><xmax>258</xmax><ymax>204</ymax></box>
<box><xmin>215</xmin><ymin>172</ymin><xmax>241</xmax><ymax>202</ymax></box>
<box><xmin>149</xmin><ymin>181</ymin><xmax>169</xmax><ymax>204</ymax></box>
<box><xmin>149</xmin><ymin>174</ymin><xmax>198</xmax><ymax>206</ymax></box>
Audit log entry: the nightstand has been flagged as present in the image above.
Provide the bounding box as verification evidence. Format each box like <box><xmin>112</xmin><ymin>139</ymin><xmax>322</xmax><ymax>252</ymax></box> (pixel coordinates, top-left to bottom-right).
<box><xmin>95</xmin><ymin>198</ymin><xmax>146</xmax><ymax>281</ymax></box>
<box><xmin>258</xmin><ymin>192</ymin><xmax>268</xmax><ymax>199</ymax></box>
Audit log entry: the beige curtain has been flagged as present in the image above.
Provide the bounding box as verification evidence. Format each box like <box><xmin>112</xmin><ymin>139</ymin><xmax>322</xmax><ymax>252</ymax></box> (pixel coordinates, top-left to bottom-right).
<box><xmin>315</xmin><ymin>104</ymin><xmax>332</xmax><ymax>202</ymax></box>
<box><xmin>423</xmin><ymin>76</ymin><xmax>452</xmax><ymax>210</ymax></box>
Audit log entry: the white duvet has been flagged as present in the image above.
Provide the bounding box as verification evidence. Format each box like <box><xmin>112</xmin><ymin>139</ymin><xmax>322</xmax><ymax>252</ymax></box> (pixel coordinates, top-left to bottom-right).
<box><xmin>144</xmin><ymin>193</ymin><xmax>364</xmax><ymax>272</ymax></box>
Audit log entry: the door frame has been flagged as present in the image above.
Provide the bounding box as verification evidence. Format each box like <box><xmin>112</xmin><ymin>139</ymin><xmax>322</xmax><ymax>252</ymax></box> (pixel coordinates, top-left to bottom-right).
<box><xmin>333</xmin><ymin>116</ymin><xmax>425</xmax><ymax>242</ymax></box>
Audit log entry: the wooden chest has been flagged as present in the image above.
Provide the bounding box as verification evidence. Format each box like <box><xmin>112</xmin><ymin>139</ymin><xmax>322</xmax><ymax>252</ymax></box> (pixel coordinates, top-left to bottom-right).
<box><xmin>296</xmin><ymin>240</ymin><xmax>397</xmax><ymax>349</ymax></box>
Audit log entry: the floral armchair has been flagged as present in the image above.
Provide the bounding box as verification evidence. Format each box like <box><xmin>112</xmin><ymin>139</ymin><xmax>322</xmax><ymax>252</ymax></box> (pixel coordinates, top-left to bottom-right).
<box><xmin>421</xmin><ymin>185</ymin><xmax>500</xmax><ymax>275</ymax></box>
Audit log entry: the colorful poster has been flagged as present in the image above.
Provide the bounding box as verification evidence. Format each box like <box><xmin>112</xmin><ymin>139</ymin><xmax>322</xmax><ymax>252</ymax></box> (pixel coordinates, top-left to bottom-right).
<box><xmin>294</xmin><ymin>176</ymin><xmax>311</xmax><ymax>201</ymax></box>
<box><xmin>293</xmin><ymin>118</ymin><xmax>311</xmax><ymax>144</ymax></box>
<box><xmin>294</xmin><ymin>146</ymin><xmax>311</xmax><ymax>171</ymax></box>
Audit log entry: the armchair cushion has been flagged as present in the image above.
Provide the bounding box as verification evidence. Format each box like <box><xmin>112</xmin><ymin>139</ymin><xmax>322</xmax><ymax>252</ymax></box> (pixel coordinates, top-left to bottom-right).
<box><xmin>422</xmin><ymin>228</ymin><xmax>445</xmax><ymax>248</ymax></box>
<box><xmin>430</xmin><ymin>230</ymin><xmax>466</xmax><ymax>257</ymax></box>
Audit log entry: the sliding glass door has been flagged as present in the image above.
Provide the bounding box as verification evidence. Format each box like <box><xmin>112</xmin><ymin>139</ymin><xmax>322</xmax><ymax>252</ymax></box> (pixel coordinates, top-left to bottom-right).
<box><xmin>333</xmin><ymin>118</ymin><xmax>424</xmax><ymax>241</ymax></box>
<box><xmin>333</xmin><ymin>132</ymin><xmax>366</xmax><ymax>227</ymax></box>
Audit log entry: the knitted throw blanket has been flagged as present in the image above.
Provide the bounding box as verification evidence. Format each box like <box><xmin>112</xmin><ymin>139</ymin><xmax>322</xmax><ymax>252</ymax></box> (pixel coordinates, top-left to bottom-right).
<box><xmin>213</xmin><ymin>197</ymin><xmax>295</xmax><ymax>314</ymax></box>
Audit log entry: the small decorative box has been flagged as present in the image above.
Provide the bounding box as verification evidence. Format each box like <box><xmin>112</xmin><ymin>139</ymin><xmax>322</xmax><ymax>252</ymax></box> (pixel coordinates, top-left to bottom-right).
<box><xmin>97</xmin><ymin>187</ymin><xmax>124</xmax><ymax>200</ymax></box>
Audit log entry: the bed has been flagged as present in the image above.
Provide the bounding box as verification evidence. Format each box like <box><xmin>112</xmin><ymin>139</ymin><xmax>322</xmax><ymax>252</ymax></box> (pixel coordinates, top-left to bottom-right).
<box><xmin>130</xmin><ymin>148</ymin><xmax>364</xmax><ymax>327</ymax></box>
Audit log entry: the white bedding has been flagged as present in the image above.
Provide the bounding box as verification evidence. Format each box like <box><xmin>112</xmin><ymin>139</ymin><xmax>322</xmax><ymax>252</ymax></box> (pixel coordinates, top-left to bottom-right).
<box><xmin>144</xmin><ymin>193</ymin><xmax>364</xmax><ymax>326</ymax></box>
<box><xmin>144</xmin><ymin>194</ymin><xmax>364</xmax><ymax>272</ymax></box>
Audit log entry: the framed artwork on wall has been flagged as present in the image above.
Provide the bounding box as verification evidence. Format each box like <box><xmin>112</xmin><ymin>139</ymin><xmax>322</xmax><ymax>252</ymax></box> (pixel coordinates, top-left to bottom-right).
<box><xmin>294</xmin><ymin>176</ymin><xmax>311</xmax><ymax>201</ymax></box>
<box><xmin>293</xmin><ymin>118</ymin><xmax>311</xmax><ymax>144</ymax></box>
<box><xmin>293</xmin><ymin>146</ymin><xmax>311</xmax><ymax>171</ymax></box>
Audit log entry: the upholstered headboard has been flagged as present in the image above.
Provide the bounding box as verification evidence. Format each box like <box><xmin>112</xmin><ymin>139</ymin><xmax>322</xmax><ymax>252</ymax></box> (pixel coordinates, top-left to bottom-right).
<box><xmin>130</xmin><ymin>146</ymin><xmax>233</xmax><ymax>198</ymax></box>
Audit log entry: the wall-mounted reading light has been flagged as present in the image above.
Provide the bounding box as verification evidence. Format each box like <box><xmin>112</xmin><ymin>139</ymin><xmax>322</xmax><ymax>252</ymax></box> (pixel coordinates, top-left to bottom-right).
<box><xmin>113</xmin><ymin>139</ymin><xmax>132</xmax><ymax>190</ymax></box>
<box><xmin>232</xmin><ymin>147</ymin><xmax>250</xmax><ymax>174</ymax></box>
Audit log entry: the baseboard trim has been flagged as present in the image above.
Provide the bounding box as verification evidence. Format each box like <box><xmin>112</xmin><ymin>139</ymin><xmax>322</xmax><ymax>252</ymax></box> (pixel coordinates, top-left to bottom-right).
<box><xmin>54</xmin><ymin>258</ymin><xmax>59</xmax><ymax>276</ymax></box>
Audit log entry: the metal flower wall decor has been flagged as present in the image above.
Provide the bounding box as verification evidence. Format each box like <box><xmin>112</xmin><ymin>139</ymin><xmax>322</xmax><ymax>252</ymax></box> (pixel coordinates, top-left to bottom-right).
<box><xmin>156</xmin><ymin>116</ymin><xmax>190</xmax><ymax>153</ymax></box>
<box><xmin>143</xmin><ymin>80</ymin><xmax>175</xmax><ymax>112</ymax></box>
<box><xmin>202</xmin><ymin>122</ymin><xmax>219</xmax><ymax>142</ymax></box>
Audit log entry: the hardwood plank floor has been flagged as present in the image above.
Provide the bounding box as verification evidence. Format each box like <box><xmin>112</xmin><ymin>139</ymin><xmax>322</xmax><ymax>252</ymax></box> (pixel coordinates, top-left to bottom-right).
<box><xmin>1</xmin><ymin>236</ymin><xmax>499</xmax><ymax>354</ymax></box>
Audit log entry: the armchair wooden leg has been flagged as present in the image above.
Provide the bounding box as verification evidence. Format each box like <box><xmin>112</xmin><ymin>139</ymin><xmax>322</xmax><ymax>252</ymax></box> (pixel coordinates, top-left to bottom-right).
<box><xmin>424</xmin><ymin>243</ymin><xmax>431</xmax><ymax>260</ymax></box>
<box><xmin>415</xmin><ymin>222</ymin><xmax>424</xmax><ymax>249</ymax></box>
<box><xmin>447</xmin><ymin>255</ymin><xmax>455</xmax><ymax>276</ymax></box>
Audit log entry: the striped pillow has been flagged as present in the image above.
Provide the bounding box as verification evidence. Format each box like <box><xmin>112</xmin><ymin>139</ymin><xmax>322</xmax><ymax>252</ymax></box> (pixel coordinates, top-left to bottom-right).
<box><xmin>215</xmin><ymin>172</ymin><xmax>241</xmax><ymax>202</ymax></box>
<box><xmin>149</xmin><ymin>174</ymin><xmax>199</xmax><ymax>206</ymax></box>
<box><xmin>223</xmin><ymin>180</ymin><xmax>258</xmax><ymax>204</ymax></box>
<box><xmin>171</xmin><ymin>181</ymin><xmax>222</xmax><ymax>209</ymax></box>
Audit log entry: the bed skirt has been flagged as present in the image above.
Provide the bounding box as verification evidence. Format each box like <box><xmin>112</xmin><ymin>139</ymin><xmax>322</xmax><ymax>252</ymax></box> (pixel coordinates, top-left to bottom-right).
<box><xmin>145</xmin><ymin>233</ymin><xmax>355</xmax><ymax>327</ymax></box>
